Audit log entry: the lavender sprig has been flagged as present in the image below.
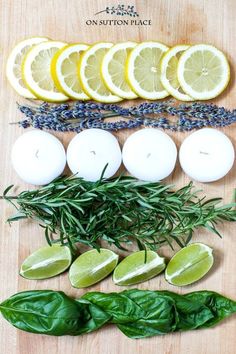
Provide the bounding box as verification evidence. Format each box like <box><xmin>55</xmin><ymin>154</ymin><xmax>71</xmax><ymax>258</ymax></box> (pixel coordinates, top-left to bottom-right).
<box><xmin>15</xmin><ymin>100</ymin><xmax>236</xmax><ymax>133</ymax></box>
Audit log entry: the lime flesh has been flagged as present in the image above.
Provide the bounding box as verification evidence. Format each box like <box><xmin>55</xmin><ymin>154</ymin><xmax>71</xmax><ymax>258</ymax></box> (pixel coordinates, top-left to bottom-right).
<box><xmin>20</xmin><ymin>245</ymin><xmax>72</xmax><ymax>280</ymax></box>
<box><xmin>113</xmin><ymin>250</ymin><xmax>165</xmax><ymax>286</ymax></box>
<box><xmin>165</xmin><ymin>243</ymin><xmax>214</xmax><ymax>286</ymax></box>
<box><xmin>69</xmin><ymin>248</ymin><xmax>119</xmax><ymax>288</ymax></box>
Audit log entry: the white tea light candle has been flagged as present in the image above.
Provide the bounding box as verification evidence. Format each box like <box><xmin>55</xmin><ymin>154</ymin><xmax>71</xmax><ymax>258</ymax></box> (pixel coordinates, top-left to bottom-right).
<box><xmin>11</xmin><ymin>130</ymin><xmax>66</xmax><ymax>185</ymax></box>
<box><xmin>122</xmin><ymin>128</ymin><xmax>177</xmax><ymax>182</ymax></box>
<box><xmin>67</xmin><ymin>129</ymin><xmax>122</xmax><ymax>182</ymax></box>
<box><xmin>179</xmin><ymin>128</ymin><xmax>235</xmax><ymax>182</ymax></box>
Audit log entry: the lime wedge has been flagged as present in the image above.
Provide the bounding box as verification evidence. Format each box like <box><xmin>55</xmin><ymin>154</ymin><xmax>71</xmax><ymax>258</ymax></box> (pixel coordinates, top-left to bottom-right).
<box><xmin>165</xmin><ymin>243</ymin><xmax>214</xmax><ymax>286</ymax></box>
<box><xmin>113</xmin><ymin>250</ymin><xmax>165</xmax><ymax>286</ymax></box>
<box><xmin>69</xmin><ymin>249</ymin><xmax>119</xmax><ymax>288</ymax></box>
<box><xmin>20</xmin><ymin>245</ymin><xmax>72</xmax><ymax>280</ymax></box>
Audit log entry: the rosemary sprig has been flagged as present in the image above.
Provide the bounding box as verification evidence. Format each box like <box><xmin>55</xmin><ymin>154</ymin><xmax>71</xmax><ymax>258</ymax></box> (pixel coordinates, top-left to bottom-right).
<box><xmin>3</xmin><ymin>176</ymin><xmax>236</xmax><ymax>252</ymax></box>
<box><xmin>14</xmin><ymin>100</ymin><xmax>236</xmax><ymax>133</ymax></box>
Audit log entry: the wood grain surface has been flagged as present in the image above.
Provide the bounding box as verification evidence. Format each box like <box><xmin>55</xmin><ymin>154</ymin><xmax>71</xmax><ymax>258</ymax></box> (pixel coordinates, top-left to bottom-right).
<box><xmin>0</xmin><ymin>0</ymin><xmax>236</xmax><ymax>353</ymax></box>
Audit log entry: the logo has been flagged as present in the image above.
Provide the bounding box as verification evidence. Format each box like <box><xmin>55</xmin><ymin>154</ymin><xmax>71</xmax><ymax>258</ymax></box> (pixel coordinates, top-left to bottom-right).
<box><xmin>94</xmin><ymin>5</ymin><xmax>139</xmax><ymax>17</ymax></box>
<box><xmin>86</xmin><ymin>4</ymin><xmax>151</xmax><ymax>26</ymax></box>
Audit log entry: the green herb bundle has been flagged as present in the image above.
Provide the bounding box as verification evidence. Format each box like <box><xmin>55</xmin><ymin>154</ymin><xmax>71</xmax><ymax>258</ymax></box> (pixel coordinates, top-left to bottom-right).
<box><xmin>0</xmin><ymin>289</ymin><xmax>235</xmax><ymax>338</ymax></box>
<box><xmin>3</xmin><ymin>175</ymin><xmax>236</xmax><ymax>251</ymax></box>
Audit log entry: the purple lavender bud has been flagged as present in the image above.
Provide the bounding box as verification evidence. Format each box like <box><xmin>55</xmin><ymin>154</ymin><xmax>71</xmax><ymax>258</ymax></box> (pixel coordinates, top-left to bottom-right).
<box><xmin>74</xmin><ymin>102</ymin><xmax>85</xmax><ymax>110</ymax></box>
<box><xmin>18</xmin><ymin>105</ymin><xmax>34</xmax><ymax>118</ymax></box>
<box><xmin>19</xmin><ymin>120</ymin><xmax>30</xmax><ymax>128</ymax></box>
<box><xmin>61</xmin><ymin>110</ymin><xmax>73</xmax><ymax>119</ymax></box>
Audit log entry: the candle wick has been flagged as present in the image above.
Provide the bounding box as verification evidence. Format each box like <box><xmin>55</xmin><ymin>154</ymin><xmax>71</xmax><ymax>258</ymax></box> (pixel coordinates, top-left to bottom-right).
<box><xmin>199</xmin><ymin>151</ymin><xmax>209</xmax><ymax>155</ymax></box>
<box><xmin>146</xmin><ymin>153</ymin><xmax>151</xmax><ymax>158</ymax></box>
<box><xmin>35</xmin><ymin>150</ymin><xmax>39</xmax><ymax>158</ymax></box>
<box><xmin>90</xmin><ymin>150</ymin><xmax>96</xmax><ymax>156</ymax></box>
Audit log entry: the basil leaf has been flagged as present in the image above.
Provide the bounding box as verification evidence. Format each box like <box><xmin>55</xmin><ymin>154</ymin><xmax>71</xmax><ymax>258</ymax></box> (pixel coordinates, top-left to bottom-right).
<box><xmin>0</xmin><ymin>290</ymin><xmax>109</xmax><ymax>336</ymax></box>
<box><xmin>116</xmin><ymin>290</ymin><xmax>178</xmax><ymax>338</ymax></box>
<box><xmin>184</xmin><ymin>290</ymin><xmax>236</xmax><ymax>327</ymax></box>
<box><xmin>75</xmin><ymin>298</ymin><xmax>111</xmax><ymax>333</ymax></box>
<box><xmin>0</xmin><ymin>289</ymin><xmax>235</xmax><ymax>338</ymax></box>
<box><xmin>83</xmin><ymin>290</ymin><xmax>236</xmax><ymax>338</ymax></box>
<box><xmin>82</xmin><ymin>291</ymin><xmax>146</xmax><ymax>323</ymax></box>
<box><xmin>0</xmin><ymin>290</ymin><xmax>84</xmax><ymax>335</ymax></box>
<box><xmin>158</xmin><ymin>291</ymin><xmax>214</xmax><ymax>330</ymax></box>
<box><xmin>83</xmin><ymin>290</ymin><xmax>178</xmax><ymax>338</ymax></box>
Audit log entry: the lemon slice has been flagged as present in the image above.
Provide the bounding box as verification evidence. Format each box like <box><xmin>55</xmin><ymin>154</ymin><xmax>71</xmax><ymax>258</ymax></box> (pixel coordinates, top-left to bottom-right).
<box><xmin>101</xmin><ymin>42</ymin><xmax>138</xmax><ymax>99</ymax></box>
<box><xmin>6</xmin><ymin>37</ymin><xmax>49</xmax><ymax>98</ymax></box>
<box><xmin>126</xmin><ymin>41</ymin><xmax>169</xmax><ymax>100</ymax></box>
<box><xmin>79</xmin><ymin>42</ymin><xmax>122</xmax><ymax>103</ymax></box>
<box><xmin>22</xmin><ymin>41</ymin><xmax>69</xmax><ymax>102</ymax></box>
<box><xmin>161</xmin><ymin>45</ymin><xmax>193</xmax><ymax>101</ymax></box>
<box><xmin>177</xmin><ymin>44</ymin><xmax>230</xmax><ymax>100</ymax></box>
<box><xmin>51</xmin><ymin>43</ymin><xmax>90</xmax><ymax>100</ymax></box>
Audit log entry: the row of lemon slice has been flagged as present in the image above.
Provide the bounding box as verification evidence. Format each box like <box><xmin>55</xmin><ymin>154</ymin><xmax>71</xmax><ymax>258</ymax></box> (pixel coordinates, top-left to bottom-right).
<box><xmin>6</xmin><ymin>37</ymin><xmax>230</xmax><ymax>103</ymax></box>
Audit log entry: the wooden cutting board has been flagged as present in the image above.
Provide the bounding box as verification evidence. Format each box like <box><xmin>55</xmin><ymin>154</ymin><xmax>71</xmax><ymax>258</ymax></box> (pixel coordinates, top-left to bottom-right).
<box><xmin>0</xmin><ymin>0</ymin><xmax>235</xmax><ymax>353</ymax></box>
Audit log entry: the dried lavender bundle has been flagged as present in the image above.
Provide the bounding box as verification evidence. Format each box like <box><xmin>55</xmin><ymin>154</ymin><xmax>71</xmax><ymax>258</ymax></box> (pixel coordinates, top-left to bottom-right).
<box><xmin>15</xmin><ymin>100</ymin><xmax>236</xmax><ymax>133</ymax></box>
